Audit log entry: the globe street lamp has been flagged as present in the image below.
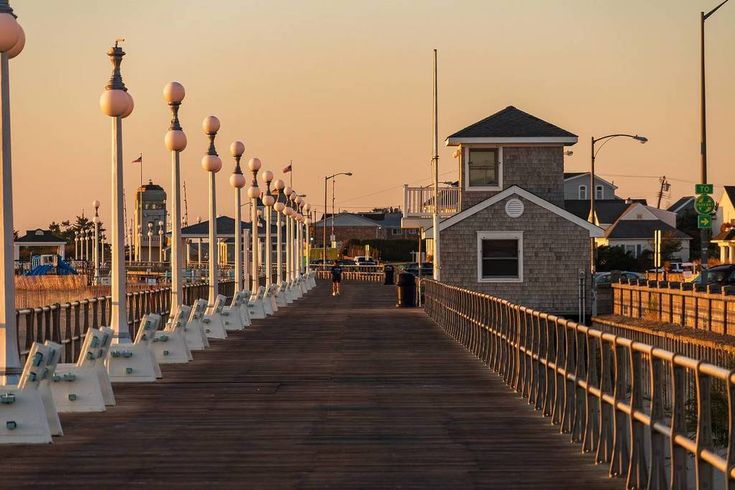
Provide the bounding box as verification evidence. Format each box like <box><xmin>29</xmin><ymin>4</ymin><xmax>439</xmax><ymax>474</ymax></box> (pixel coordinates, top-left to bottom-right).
<box><xmin>284</xmin><ymin>188</ymin><xmax>295</xmax><ymax>285</ymax></box>
<box><xmin>92</xmin><ymin>200</ymin><xmax>100</xmax><ymax>285</ymax></box>
<box><xmin>74</xmin><ymin>231</ymin><xmax>79</xmax><ymax>260</ymax></box>
<box><xmin>163</xmin><ymin>81</ymin><xmax>186</xmax><ymax>314</ymax></box>
<box><xmin>99</xmin><ymin>39</ymin><xmax>134</xmax><ymax>342</ymax></box>
<box><xmin>147</xmin><ymin>222</ymin><xmax>153</xmax><ymax>263</ymax></box>
<box><xmin>229</xmin><ymin>141</ymin><xmax>246</xmax><ymax>292</ymax></box>
<box><xmin>247</xmin><ymin>158</ymin><xmax>261</xmax><ymax>292</ymax></box>
<box><xmin>136</xmin><ymin>225</ymin><xmax>142</xmax><ymax>262</ymax></box>
<box><xmin>101</xmin><ymin>236</ymin><xmax>106</xmax><ymax>266</ymax></box>
<box><xmin>273</xmin><ymin>180</ymin><xmax>286</xmax><ymax>293</ymax></box>
<box><xmin>202</xmin><ymin>116</ymin><xmax>222</xmax><ymax>309</ymax></box>
<box><xmin>0</xmin><ymin>0</ymin><xmax>25</xmax><ymax>384</ymax></box>
<box><xmin>158</xmin><ymin>220</ymin><xmax>164</xmax><ymax>263</ymax></box>
<box><xmin>304</xmin><ymin>203</ymin><xmax>312</xmax><ymax>275</ymax></box>
<box><xmin>323</xmin><ymin>172</ymin><xmax>352</xmax><ymax>265</ymax></box>
<box><xmin>261</xmin><ymin>170</ymin><xmax>275</xmax><ymax>289</ymax></box>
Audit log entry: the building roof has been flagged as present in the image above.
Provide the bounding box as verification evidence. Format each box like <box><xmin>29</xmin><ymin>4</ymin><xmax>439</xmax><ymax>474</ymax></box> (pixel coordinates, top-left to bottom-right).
<box><xmin>138</xmin><ymin>180</ymin><xmax>165</xmax><ymax>193</ymax></box>
<box><xmin>667</xmin><ymin>196</ymin><xmax>695</xmax><ymax>214</ymax></box>
<box><xmin>357</xmin><ymin>211</ymin><xmax>403</xmax><ymax>228</ymax></box>
<box><xmin>564</xmin><ymin>200</ymin><xmax>637</xmax><ymax>224</ymax></box>
<box><xmin>16</xmin><ymin>229</ymin><xmax>66</xmax><ymax>244</ymax></box>
<box><xmin>446</xmin><ymin>106</ymin><xmax>577</xmax><ymax>145</ymax></box>
<box><xmin>604</xmin><ymin>220</ymin><xmax>691</xmax><ymax>240</ymax></box>
<box><xmin>312</xmin><ymin>213</ymin><xmax>380</xmax><ymax>228</ymax></box>
<box><xmin>179</xmin><ymin>216</ymin><xmax>274</xmax><ymax>238</ymax></box>
<box><xmin>713</xmin><ymin>228</ymin><xmax>735</xmax><ymax>242</ymax></box>
<box><xmin>724</xmin><ymin>186</ymin><xmax>735</xmax><ymax>206</ymax></box>
<box><xmin>425</xmin><ymin>185</ymin><xmax>603</xmax><ymax>239</ymax></box>
<box><xmin>562</xmin><ymin>172</ymin><xmax>617</xmax><ymax>189</ymax></box>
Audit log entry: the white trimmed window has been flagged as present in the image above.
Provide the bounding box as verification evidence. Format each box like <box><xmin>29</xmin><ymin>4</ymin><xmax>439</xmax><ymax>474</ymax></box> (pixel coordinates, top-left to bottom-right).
<box><xmin>465</xmin><ymin>147</ymin><xmax>502</xmax><ymax>190</ymax></box>
<box><xmin>595</xmin><ymin>185</ymin><xmax>604</xmax><ymax>200</ymax></box>
<box><xmin>477</xmin><ymin>231</ymin><xmax>523</xmax><ymax>283</ymax></box>
<box><xmin>578</xmin><ymin>185</ymin><xmax>587</xmax><ymax>200</ymax></box>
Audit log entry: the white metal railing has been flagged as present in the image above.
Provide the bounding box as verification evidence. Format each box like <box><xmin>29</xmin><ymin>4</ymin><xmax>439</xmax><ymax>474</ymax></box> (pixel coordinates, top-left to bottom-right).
<box><xmin>402</xmin><ymin>185</ymin><xmax>460</xmax><ymax>219</ymax></box>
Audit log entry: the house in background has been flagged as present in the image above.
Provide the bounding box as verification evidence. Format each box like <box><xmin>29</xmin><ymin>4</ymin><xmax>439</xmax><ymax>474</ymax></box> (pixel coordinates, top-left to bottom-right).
<box><xmin>713</xmin><ymin>187</ymin><xmax>735</xmax><ymax>263</ymax></box>
<box><xmin>421</xmin><ymin>106</ymin><xmax>602</xmax><ymax>316</ymax></box>
<box><xmin>563</xmin><ymin>172</ymin><xmax>617</xmax><ymax>201</ymax></box>
<box><xmin>14</xmin><ymin>229</ymin><xmax>67</xmax><ymax>261</ymax></box>
<box><xmin>668</xmin><ymin>196</ymin><xmax>695</xmax><ymax>220</ymax></box>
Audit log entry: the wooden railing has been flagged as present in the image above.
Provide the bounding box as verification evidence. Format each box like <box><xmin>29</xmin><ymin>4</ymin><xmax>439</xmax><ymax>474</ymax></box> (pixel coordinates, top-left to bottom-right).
<box><xmin>424</xmin><ymin>279</ymin><xmax>735</xmax><ymax>488</ymax></box>
<box><xmin>16</xmin><ymin>281</ymin><xmax>235</xmax><ymax>364</ymax></box>
<box><xmin>402</xmin><ymin>184</ymin><xmax>460</xmax><ymax>219</ymax></box>
<box><xmin>613</xmin><ymin>281</ymin><xmax>735</xmax><ymax>334</ymax></box>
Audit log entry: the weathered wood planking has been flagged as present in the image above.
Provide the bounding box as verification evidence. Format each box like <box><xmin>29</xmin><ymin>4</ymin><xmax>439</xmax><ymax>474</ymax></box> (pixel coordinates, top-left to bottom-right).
<box><xmin>0</xmin><ymin>282</ymin><xmax>620</xmax><ymax>489</ymax></box>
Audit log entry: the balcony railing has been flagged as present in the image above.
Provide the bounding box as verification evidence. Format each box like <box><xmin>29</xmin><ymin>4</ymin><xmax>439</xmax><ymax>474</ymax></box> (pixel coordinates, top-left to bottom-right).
<box><xmin>403</xmin><ymin>185</ymin><xmax>460</xmax><ymax>219</ymax></box>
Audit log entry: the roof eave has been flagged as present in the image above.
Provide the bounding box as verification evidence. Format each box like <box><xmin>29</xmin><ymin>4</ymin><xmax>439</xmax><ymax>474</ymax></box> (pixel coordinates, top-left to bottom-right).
<box><xmin>445</xmin><ymin>136</ymin><xmax>578</xmax><ymax>146</ymax></box>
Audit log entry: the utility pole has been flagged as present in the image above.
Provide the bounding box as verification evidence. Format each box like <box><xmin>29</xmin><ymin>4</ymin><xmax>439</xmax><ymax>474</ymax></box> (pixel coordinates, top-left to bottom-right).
<box><xmin>656</xmin><ymin>176</ymin><xmax>670</xmax><ymax>209</ymax></box>
<box><xmin>432</xmin><ymin>48</ymin><xmax>440</xmax><ymax>281</ymax></box>
<box><xmin>182</xmin><ymin>180</ymin><xmax>189</xmax><ymax>227</ymax></box>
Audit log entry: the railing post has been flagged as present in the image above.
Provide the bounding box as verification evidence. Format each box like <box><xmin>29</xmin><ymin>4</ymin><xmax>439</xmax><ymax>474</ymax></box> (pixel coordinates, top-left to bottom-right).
<box><xmin>694</xmin><ymin>362</ymin><xmax>714</xmax><ymax>489</ymax></box>
<box><xmin>648</xmin><ymin>354</ymin><xmax>668</xmax><ymax>489</ymax></box>
<box><xmin>626</xmin><ymin>347</ymin><xmax>648</xmax><ymax>488</ymax></box>
<box><xmin>670</xmin><ymin>361</ymin><xmax>688</xmax><ymax>489</ymax></box>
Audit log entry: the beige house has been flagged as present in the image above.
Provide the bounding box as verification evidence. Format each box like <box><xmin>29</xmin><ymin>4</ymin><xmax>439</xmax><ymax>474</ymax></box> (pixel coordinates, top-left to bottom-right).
<box><xmin>418</xmin><ymin>106</ymin><xmax>602</xmax><ymax>315</ymax></box>
<box><xmin>713</xmin><ymin>186</ymin><xmax>735</xmax><ymax>263</ymax></box>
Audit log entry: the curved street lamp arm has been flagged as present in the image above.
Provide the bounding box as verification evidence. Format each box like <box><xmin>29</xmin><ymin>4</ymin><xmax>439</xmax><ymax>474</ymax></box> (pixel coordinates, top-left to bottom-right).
<box><xmin>593</xmin><ymin>133</ymin><xmax>647</xmax><ymax>158</ymax></box>
<box><xmin>704</xmin><ymin>0</ymin><xmax>730</xmax><ymax>20</ymax></box>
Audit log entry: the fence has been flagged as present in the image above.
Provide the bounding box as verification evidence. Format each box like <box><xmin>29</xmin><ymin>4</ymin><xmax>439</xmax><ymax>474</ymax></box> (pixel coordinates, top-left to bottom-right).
<box><xmin>315</xmin><ymin>270</ymin><xmax>391</xmax><ymax>283</ymax></box>
<box><xmin>17</xmin><ymin>281</ymin><xmax>235</xmax><ymax>364</ymax></box>
<box><xmin>424</xmin><ymin>279</ymin><xmax>735</xmax><ymax>488</ymax></box>
<box><xmin>613</xmin><ymin>281</ymin><xmax>735</xmax><ymax>335</ymax></box>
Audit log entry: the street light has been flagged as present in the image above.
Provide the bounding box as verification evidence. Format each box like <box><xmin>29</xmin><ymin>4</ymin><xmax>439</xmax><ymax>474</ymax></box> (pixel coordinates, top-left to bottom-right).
<box><xmin>273</xmin><ymin>179</ymin><xmax>286</xmax><ymax>295</ymax></box>
<box><xmin>247</xmin><ymin>157</ymin><xmax>261</xmax><ymax>293</ymax></box>
<box><xmin>92</xmin><ymin>200</ymin><xmax>100</xmax><ymax>284</ymax></box>
<box><xmin>229</xmin><ymin>140</ymin><xmax>246</xmax><ymax>293</ymax></box>
<box><xmin>0</xmin><ymin>0</ymin><xmax>25</xmax><ymax>384</ymax></box>
<box><xmin>74</xmin><ymin>231</ymin><xmax>79</xmax><ymax>260</ymax></box>
<box><xmin>304</xmin><ymin>203</ymin><xmax>312</xmax><ymax>274</ymax></box>
<box><xmin>261</xmin><ymin>170</ymin><xmax>275</xmax><ymax>289</ymax></box>
<box><xmin>283</xmin><ymin>187</ymin><xmax>293</xmax><ymax>288</ymax></box>
<box><xmin>163</xmin><ymin>81</ymin><xmax>186</xmax><ymax>314</ymax></box>
<box><xmin>699</xmin><ymin>0</ymin><xmax>730</xmax><ymax>285</ymax></box>
<box><xmin>99</xmin><ymin>39</ymin><xmax>134</xmax><ymax>342</ymax></box>
<box><xmin>158</xmin><ymin>220</ymin><xmax>164</xmax><ymax>263</ymax></box>
<box><xmin>147</xmin><ymin>222</ymin><xmax>153</xmax><ymax>263</ymax></box>
<box><xmin>201</xmin><ymin>115</ymin><xmax>222</xmax><ymax>310</ymax></box>
<box><xmin>323</xmin><ymin>172</ymin><xmax>352</xmax><ymax>264</ymax></box>
<box><xmin>589</xmin><ymin>133</ymin><xmax>647</xmax><ymax>276</ymax></box>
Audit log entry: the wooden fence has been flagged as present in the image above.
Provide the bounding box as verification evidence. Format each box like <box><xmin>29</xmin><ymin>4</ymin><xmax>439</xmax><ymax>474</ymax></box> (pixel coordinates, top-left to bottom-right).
<box><xmin>424</xmin><ymin>279</ymin><xmax>735</xmax><ymax>489</ymax></box>
<box><xmin>16</xmin><ymin>281</ymin><xmax>235</xmax><ymax>364</ymax></box>
<box><xmin>612</xmin><ymin>281</ymin><xmax>735</xmax><ymax>334</ymax></box>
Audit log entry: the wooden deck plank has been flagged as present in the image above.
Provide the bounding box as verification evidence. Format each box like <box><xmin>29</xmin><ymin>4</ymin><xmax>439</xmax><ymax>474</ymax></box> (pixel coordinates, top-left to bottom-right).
<box><xmin>0</xmin><ymin>282</ymin><xmax>621</xmax><ymax>489</ymax></box>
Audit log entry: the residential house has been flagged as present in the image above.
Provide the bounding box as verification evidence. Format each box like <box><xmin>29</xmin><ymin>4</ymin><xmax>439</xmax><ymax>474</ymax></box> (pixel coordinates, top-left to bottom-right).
<box><xmin>310</xmin><ymin>211</ymin><xmax>417</xmax><ymax>248</ymax></box>
<box><xmin>421</xmin><ymin>106</ymin><xmax>602</xmax><ymax>316</ymax></box>
<box><xmin>563</xmin><ymin>172</ymin><xmax>617</xmax><ymax>201</ymax></box>
<box><xmin>668</xmin><ymin>196</ymin><xmax>695</xmax><ymax>220</ymax></box>
<box><xmin>713</xmin><ymin>186</ymin><xmax>735</xmax><ymax>264</ymax></box>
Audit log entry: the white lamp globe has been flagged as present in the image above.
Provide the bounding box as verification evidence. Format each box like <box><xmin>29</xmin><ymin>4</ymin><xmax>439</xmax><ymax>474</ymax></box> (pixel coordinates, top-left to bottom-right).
<box><xmin>201</xmin><ymin>154</ymin><xmax>222</xmax><ymax>173</ymax></box>
<box><xmin>230</xmin><ymin>141</ymin><xmax>245</xmax><ymax>157</ymax></box>
<box><xmin>163</xmin><ymin>82</ymin><xmax>185</xmax><ymax>104</ymax></box>
<box><xmin>274</xmin><ymin>202</ymin><xmax>285</xmax><ymax>212</ymax></box>
<box><xmin>120</xmin><ymin>91</ymin><xmax>134</xmax><ymax>118</ymax></box>
<box><xmin>0</xmin><ymin>13</ymin><xmax>20</xmax><ymax>52</ymax></box>
<box><xmin>304</xmin><ymin>203</ymin><xmax>311</xmax><ymax>212</ymax></box>
<box><xmin>202</xmin><ymin>115</ymin><xmax>220</xmax><ymax>134</ymax></box>
<box><xmin>305</xmin><ymin>218</ymin><xmax>311</xmax><ymax>226</ymax></box>
<box><xmin>284</xmin><ymin>187</ymin><xmax>293</xmax><ymax>197</ymax></box>
<box><xmin>263</xmin><ymin>195</ymin><xmax>275</xmax><ymax>207</ymax></box>
<box><xmin>7</xmin><ymin>23</ymin><xmax>24</xmax><ymax>59</ymax></box>
<box><xmin>165</xmin><ymin>129</ymin><xmax>187</xmax><ymax>152</ymax></box>
<box><xmin>274</xmin><ymin>179</ymin><xmax>285</xmax><ymax>190</ymax></box>
<box><xmin>230</xmin><ymin>173</ymin><xmax>246</xmax><ymax>189</ymax></box>
<box><xmin>99</xmin><ymin>89</ymin><xmax>129</xmax><ymax>117</ymax></box>
<box><xmin>248</xmin><ymin>157</ymin><xmax>261</xmax><ymax>172</ymax></box>
<box><xmin>296</xmin><ymin>196</ymin><xmax>304</xmax><ymax>206</ymax></box>
<box><xmin>92</xmin><ymin>200</ymin><xmax>100</xmax><ymax>210</ymax></box>
<box><xmin>261</xmin><ymin>170</ymin><xmax>274</xmax><ymax>183</ymax></box>
<box><xmin>247</xmin><ymin>185</ymin><xmax>260</xmax><ymax>199</ymax></box>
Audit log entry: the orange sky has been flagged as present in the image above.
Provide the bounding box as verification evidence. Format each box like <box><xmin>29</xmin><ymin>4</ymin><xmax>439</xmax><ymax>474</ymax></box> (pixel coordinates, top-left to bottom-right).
<box><xmin>8</xmin><ymin>0</ymin><xmax>735</xmax><ymax>231</ymax></box>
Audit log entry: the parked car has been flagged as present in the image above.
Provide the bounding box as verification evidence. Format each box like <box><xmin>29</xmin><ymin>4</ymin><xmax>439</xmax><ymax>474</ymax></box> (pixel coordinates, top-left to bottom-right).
<box><xmin>403</xmin><ymin>262</ymin><xmax>433</xmax><ymax>277</ymax></box>
<box><xmin>689</xmin><ymin>265</ymin><xmax>735</xmax><ymax>286</ymax></box>
<box><xmin>594</xmin><ymin>271</ymin><xmax>645</xmax><ymax>285</ymax></box>
<box><xmin>669</xmin><ymin>262</ymin><xmax>696</xmax><ymax>278</ymax></box>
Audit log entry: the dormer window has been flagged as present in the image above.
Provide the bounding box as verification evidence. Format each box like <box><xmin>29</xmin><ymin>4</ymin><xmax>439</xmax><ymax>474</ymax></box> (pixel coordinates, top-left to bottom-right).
<box><xmin>578</xmin><ymin>185</ymin><xmax>587</xmax><ymax>200</ymax></box>
<box><xmin>467</xmin><ymin>148</ymin><xmax>501</xmax><ymax>189</ymax></box>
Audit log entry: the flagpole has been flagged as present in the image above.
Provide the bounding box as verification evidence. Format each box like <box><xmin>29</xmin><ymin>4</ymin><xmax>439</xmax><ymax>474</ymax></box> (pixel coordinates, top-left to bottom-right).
<box><xmin>140</xmin><ymin>153</ymin><xmax>143</xmax><ymax>187</ymax></box>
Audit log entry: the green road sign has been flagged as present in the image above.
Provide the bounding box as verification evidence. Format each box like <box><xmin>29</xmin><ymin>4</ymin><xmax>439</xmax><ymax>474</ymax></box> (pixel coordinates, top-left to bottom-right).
<box><xmin>695</xmin><ymin>183</ymin><xmax>714</xmax><ymax>195</ymax></box>
<box><xmin>694</xmin><ymin>194</ymin><xmax>716</xmax><ymax>215</ymax></box>
<box><xmin>698</xmin><ymin>214</ymin><xmax>712</xmax><ymax>229</ymax></box>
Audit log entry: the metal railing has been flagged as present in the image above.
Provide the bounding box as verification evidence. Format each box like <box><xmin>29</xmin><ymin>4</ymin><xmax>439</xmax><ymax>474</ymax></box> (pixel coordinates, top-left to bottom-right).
<box><xmin>402</xmin><ymin>184</ymin><xmax>460</xmax><ymax>219</ymax></box>
<box><xmin>613</xmin><ymin>281</ymin><xmax>735</xmax><ymax>335</ymax></box>
<box><xmin>16</xmin><ymin>281</ymin><xmax>235</xmax><ymax>364</ymax></box>
<box><xmin>315</xmin><ymin>270</ymin><xmax>391</xmax><ymax>283</ymax></box>
<box><xmin>424</xmin><ymin>279</ymin><xmax>735</xmax><ymax>488</ymax></box>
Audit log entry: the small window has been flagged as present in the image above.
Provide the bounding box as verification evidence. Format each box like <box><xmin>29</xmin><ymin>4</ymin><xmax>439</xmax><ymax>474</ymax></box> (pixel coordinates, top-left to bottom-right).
<box><xmin>578</xmin><ymin>185</ymin><xmax>587</xmax><ymax>200</ymax></box>
<box><xmin>468</xmin><ymin>149</ymin><xmax>499</xmax><ymax>187</ymax></box>
<box><xmin>595</xmin><ymin>185</ymin><xmax>604</xmax><ymax>200</ymax></box>
<box><xmin>477</xmin><ymin>231</ymin><xmax>523</xmax><ymax>282</ymax></box>
<box><xmin>390</xmin><ymin>228</ymin><xmax>402</xmax><ymax>236</ymax></box>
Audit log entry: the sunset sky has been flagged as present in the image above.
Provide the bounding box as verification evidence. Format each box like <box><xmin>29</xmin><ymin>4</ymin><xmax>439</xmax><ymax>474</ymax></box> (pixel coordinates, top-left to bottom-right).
<box><xmin>9</xmin><ymin>0</ymin><xmax>735</xmax><ymax>231</ymax></box>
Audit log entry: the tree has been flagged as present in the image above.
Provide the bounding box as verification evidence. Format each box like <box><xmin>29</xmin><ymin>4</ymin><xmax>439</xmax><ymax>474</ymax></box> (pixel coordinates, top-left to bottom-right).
<box><xmin>48</xmin><ymin>215</ymin><xmax>107</xmax><ymax>258</ymax></box>
<box><xmin>596</xmin><ymin>245</ymin><xmax>638</xmax><ymax>272</ymax></box>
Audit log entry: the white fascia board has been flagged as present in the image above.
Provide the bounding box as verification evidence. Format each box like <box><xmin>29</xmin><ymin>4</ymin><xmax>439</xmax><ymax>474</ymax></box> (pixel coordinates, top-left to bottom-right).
<box><xmin>433</xmin><ymin>185</ymin><xmax>603</xmax><ymax>238</ymax></box>
<box><xmin>563</xmin><ymin>173</ymin><xmax>618</xmax><ymax>190</ymax></box>
<box><xmin>446</xmin><ymin>136</ymin><xmax>578</xmax><ymax>146</ymax></box>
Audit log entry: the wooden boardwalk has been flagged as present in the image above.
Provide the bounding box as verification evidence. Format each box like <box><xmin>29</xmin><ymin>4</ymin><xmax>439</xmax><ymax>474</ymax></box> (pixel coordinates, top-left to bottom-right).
<box><xmin>0</xmin><ymin>282</ymin><xmax>620</xmax><ymax>489</ymax></box>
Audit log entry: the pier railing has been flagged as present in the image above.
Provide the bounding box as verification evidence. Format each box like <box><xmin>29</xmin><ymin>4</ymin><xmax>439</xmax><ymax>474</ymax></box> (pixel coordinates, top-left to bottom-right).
<box><xmin>612</xmin><ymin>280</ymin><xmax>735</xmax><ymax>334</ymax></box>
<box><xmin>402</xmin><ymin>184</ymin><xmax>460</xmax><ymax>219</ymax></box>
<box><xmin>16</xmin><ymin>281</ymin><xmax>235</xmax><ymax>364</ymax></box>
<box><xmin>424</xmin><ymin>279</ymin><xmax>735</xmax><ymax>488</ymax></box>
